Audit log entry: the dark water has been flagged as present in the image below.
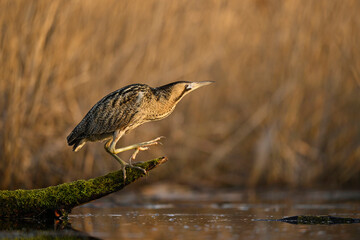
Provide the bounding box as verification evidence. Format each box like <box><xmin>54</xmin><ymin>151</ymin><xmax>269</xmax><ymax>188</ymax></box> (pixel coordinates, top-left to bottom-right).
<box><xmin>68</xmin><ymin>189</ymin><xmax>360</xmax><ymax>240</ymax></box>
<box><xmin>1</xmin><ymin>189</ymin><xmax>360</xmax><ymax>239</ymax></box>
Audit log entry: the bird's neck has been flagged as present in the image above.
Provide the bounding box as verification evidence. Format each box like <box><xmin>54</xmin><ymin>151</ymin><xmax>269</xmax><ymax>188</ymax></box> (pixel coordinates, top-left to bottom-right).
<box><xmin>147</xmin><ymin>88</ymin><xmax>180</xmax><ymax>120</ymax></box>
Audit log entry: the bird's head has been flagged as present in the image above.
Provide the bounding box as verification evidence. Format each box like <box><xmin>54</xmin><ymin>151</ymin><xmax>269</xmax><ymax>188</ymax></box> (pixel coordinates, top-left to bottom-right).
<box><xmin>156</xmin><ymin>81</ymin><xmax>214</xmax><ymax>103</ymax></box>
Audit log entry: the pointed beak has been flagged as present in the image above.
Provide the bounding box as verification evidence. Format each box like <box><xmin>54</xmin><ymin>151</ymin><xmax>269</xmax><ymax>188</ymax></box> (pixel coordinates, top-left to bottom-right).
<box><xmin>187</xmin><ymin>81</ymin><xmax>214</xmax><ymax>91</ymax></box>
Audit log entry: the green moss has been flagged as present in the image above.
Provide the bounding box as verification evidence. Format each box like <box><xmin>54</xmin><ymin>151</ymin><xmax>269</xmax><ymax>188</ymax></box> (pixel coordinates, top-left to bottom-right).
<box><xmin>0</xmin><ymin>157</ymin><xmax>167</xmax><ymax>219</ymax></box>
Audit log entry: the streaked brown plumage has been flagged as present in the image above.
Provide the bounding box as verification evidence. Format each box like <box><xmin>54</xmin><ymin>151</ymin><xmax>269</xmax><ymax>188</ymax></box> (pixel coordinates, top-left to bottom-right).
<box><xmin>67</xmin><ymin>81</ymin><xmax>213</xmax><ymax>179</ymax></box>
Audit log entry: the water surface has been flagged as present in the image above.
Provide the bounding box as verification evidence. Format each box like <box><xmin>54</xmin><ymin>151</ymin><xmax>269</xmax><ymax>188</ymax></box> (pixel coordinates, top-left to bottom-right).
<box><xmin>68</xmin><ymin>189</ymin><xmax>360</xmax><ymax>239</ymax></box>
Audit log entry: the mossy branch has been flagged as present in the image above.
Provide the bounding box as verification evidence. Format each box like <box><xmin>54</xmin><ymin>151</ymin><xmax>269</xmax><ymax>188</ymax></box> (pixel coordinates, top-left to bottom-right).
<box><xmin>0</xmin><ymin>157</ymin><xmax>167</xmax><ymax>220</ymax></box>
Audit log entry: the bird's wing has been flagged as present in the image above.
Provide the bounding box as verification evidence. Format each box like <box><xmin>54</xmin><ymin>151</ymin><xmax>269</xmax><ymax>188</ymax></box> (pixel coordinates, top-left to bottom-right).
<box><xmin>71</xmin><ymin>85</ymin><xmax>148</xmax><ymax>140</ymax></box>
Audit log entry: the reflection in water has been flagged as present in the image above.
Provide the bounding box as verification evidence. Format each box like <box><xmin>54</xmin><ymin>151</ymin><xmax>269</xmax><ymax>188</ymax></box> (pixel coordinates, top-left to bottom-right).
<box><xmin>71</xmin><ymin>208</ymin><xmax>248</xmax><ymax>239</ymax></box>
<box><xmin>0</xmin><ymin>218</ymin><xmax>99</xmax><ymax>239</ymax></box>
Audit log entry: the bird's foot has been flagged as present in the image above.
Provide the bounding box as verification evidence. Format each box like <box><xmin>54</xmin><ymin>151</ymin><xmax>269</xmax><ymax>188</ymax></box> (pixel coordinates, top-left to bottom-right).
<box><xmin>139</xmin><ymin>136</ymin><xmax>165</xmax><ymax>148</ymax></box>
<box><xmin>116</xmin><ymin>163</ymin><xmax>146</xmax><ymax>183</ymax></box>
<box><xmin>127</xmin><ymin>164</ymin><xmax>147</xmax><ymax>175</ymax></box>
<box><xmin>107</xmin><ymin>152</ymin><xmax>128</xmax><ymax>181</ymax></box>
<box><xmin>115</xmin><ymin>163</ymin><xmax>147</xmax><ymax>183</ymax></box>
<box><xmin>106</xmin><ymin>136</ymin><xmax>165</xmax><ymax>181</ymax></box>
<box><xmin>127</xmin><ymin>146</ymin><xmax>149</xmax><ymax>175</ymax></box>
<box><xmin>113</xmin><ymin>136</ymin><xmax>165</xmax><ymax>154</ymax></box>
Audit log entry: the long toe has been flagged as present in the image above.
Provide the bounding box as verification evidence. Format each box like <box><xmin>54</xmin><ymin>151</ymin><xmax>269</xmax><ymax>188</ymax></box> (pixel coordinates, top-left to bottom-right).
<box><xmin>130</xmin><ymin>165</ymin><xmax>147</xmax><ymax>175</ymax></box>
<box><xmin>139</xmin><ymin>136</ymin><xmax>165</xmax><ymax>148</ymax></box>
<box><xmin>149</xmin><ymin>136</ymin><xmax>165</xmax><ymax>144</ymax></box>
<box><xmin>121</xmin><ymin>165</ymin><xmax>127</xmax><ymax>182</ymax></box>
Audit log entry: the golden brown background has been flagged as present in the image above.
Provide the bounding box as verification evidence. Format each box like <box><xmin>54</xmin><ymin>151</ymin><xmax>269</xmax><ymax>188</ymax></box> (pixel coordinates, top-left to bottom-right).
<box><xmin>1</xmin><ymin>0</ymin><xmax>359</xmax><ymax>189</ymax></box>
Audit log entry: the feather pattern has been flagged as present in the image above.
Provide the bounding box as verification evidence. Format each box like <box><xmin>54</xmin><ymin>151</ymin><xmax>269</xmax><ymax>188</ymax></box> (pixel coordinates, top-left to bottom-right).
<box><xmin>67</xmin><ymin>81</ymin><xmax>212</xmax><ymax>152</ymax></box>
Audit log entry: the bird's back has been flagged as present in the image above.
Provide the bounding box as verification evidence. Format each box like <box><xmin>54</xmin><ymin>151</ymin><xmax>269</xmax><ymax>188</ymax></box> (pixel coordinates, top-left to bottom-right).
<box><xmin>67</xmin><ymin>84</ymin><xmax>152</xmax><ymax>150</ymax></box>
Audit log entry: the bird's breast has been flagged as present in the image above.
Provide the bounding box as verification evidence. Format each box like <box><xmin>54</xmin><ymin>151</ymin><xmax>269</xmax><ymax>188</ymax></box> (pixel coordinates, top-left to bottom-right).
<box><xmin>145</xmin><ymin>101</ymin><xmax>176</xmax><ymax>121</ymax></box>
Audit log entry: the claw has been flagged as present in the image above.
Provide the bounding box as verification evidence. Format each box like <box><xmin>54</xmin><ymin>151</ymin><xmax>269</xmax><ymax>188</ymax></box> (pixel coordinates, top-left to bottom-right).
<box><xmin>152</xmin><ymin>136</ymin><xmax>165</xmax><ymax>144</ymax></box>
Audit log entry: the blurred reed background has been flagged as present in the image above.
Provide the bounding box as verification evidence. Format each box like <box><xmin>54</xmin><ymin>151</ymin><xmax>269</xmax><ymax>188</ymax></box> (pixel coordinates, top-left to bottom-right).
<box><xmin>1</xmin><ymin>0</ymin><xmax>359</xmax><ymax>190</ymax></box>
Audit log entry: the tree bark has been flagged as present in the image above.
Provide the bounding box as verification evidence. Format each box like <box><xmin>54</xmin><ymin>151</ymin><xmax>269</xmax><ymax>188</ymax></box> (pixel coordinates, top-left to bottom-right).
<box><xmin>0</xmin><ymin>157</ymin><xmax>167</xmax><ymax>220</ymax></box>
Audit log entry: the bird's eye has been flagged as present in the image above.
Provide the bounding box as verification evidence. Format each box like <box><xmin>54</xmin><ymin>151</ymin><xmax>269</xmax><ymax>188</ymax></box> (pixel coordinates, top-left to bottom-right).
<box><xmin>185</xmin><ymin>84</ymin><xmax>192</xmax><ymax>90</ymax></box>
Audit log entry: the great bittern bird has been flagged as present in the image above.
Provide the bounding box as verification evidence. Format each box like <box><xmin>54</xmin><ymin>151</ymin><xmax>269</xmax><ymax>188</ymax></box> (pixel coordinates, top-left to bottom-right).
<box><xmin>67</xmin><ymin>81</ymin><xmax>213</xmax><ymax>180</ymax></box>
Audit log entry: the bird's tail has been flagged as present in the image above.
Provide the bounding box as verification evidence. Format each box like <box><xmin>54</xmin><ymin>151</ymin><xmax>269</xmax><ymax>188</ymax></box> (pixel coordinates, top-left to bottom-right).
<box><xmin>67</xmin><ymin>131</ymin><xmax>86</xmax><ymax>152</ymax></box>
<box><xmin>70</xmin><ymin>138</ymin><xmax>86</xmax><ymax>152</ymax></box>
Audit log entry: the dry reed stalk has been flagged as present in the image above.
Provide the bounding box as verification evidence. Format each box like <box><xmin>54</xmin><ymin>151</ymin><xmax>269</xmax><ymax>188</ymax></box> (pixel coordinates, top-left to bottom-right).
<box><xmin>0</xmin><ymin>0</ymin><xmax>359</xmax><ymax>189</ymax></box>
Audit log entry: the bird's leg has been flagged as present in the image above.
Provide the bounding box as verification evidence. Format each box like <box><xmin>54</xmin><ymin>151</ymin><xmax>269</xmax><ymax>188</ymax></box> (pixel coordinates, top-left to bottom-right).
<box><xmin>125</xmin><ymin>147</ymin><xmax>149</xmax><ymax>175</ymax></box>
<box><xmin>104</xmin><ymin>141</ymin><xmax>127</xmax><ymax>181</ymax></box>
<box><xmin>112</xmin><ymin>136</ymin><xmax>164</xmax><ymax>155</ymax></box>
<box><xmin>129</xmin><ymin>147</ymin><xmax>148</xmax><ymax>165</ymax></box>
